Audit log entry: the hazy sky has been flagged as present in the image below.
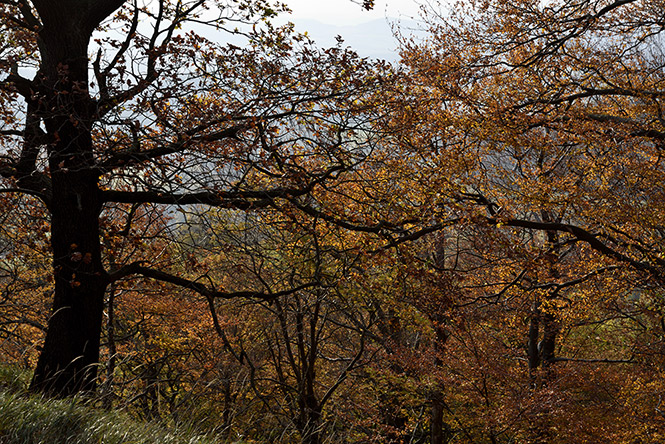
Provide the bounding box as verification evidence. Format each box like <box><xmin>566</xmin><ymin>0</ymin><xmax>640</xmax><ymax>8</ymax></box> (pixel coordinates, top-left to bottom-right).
<box><xmin>283</xmin><ymin>0</ymin><xmax>424</xmax><ymax>25</ymax></box>
<box><xmin>274</xmin><ymin>1</ymin><xmax>430</xmax><ymax>59</ymax></box>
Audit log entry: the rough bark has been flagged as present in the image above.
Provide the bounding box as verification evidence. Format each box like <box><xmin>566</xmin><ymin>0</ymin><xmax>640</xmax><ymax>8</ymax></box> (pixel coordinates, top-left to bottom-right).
<box><xmin>431</xmin><ymin>389</ymin><xmax>448</xmax><ymax>444</ymax></box>
<box><xmin>527</xmin><ymin>302</ymin><xmax>541</xmax><ymax>376</ymax></box>
<box><xmin>29</xmin><ymin>1</ymin><xmax>112</xmax><ymax>396</ymax></box>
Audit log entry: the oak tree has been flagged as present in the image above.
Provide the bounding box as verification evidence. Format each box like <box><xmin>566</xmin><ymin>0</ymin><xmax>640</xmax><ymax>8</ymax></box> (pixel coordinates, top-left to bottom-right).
<box><xmin>0</xmin><ymin>0</ymin><xmax>387</xmax><ymax>396</ymax></box>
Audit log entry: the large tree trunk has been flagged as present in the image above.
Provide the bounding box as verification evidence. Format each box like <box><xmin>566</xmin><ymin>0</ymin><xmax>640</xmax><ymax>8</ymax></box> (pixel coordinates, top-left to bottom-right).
<box><xmin>527</xmin><ymin>302</ymin><xmax>540</xmax><ymax>382</ymax></box>
<box><xmin>31</xmin><ymin>184</ymin><xmax>106</xmax><ymax>395</ymax></box>
<box><xmin>29</xmin><ymin>7</ymin><xmax>107</xmax><ymax>396</ymax></box>
<box><xmin>431</xmin><ymin>389</ymin><xmax>447</xmax><ymax>444</ymax></box>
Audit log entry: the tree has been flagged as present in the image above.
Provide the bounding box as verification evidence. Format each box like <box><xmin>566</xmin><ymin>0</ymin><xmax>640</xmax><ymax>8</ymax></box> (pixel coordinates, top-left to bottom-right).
<box><xmin>389</xmin><ymin>0</ymin><xmax>665</xmax><ymax>440</ymax></box>
<box><xmin>0</xmin><ymin>0</ymin><xmax>390</xmax><ymax>396</ymax></box>
<box><xmin>399</xmin><ymin>0</ymin><xmax>665</xmax><ymax>282</ymax></box>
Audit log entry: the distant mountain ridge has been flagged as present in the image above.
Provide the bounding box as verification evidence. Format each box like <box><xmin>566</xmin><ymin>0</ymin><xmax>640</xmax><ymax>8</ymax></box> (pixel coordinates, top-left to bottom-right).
<box><xmin>293</xmin><ymin>18</ymin><xmax>399</xmax><ymax>60</ymax></box>
<box><xmin>196</xmin><ymin>16</ymin><xmax>421</xmax><ymax>61</ymax></box>
<box><xmin>288</xmin><ymin>18</ymin><xmax>423</xmax><ymax>61</ymax></box>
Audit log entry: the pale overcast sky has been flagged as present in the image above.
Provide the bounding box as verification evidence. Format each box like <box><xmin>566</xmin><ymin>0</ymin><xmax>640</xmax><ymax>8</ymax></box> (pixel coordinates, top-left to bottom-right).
<box><xmin>283</xmin><ymin>0</ymin><xmax>424</xmax><ymax>25</ymax></box>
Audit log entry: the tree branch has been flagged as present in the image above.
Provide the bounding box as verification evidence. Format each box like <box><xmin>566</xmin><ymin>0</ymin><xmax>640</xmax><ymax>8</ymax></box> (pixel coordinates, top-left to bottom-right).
<box><xmin>107</xmin><ymin>261</ymin><xmax>318</xmax><ymax>302</ymax></box>
<box><xmin>1</xmin><ymin>72</ymin><xmax>35</xmax><ymax>99</ymax></box>
<box><xmin>18</xmin><ymin>0</ymin><xmax>41</xmax><ymax>29</ymax></box>
<box><xmin>94</xmin><ymin>0</ymin><xmax>139</xmax><ymax>103</ymax></box>
<box><xmin>102</xmin><ymin>189</ymin><xmax>272</xmax><ymax>209</ymax></box>
<box><xmin>0</xmin><ymin>130</ymin><xmax>23</xmax><ymax>137</ymax></box>
<box><xmin>86</xmin><ymin>0</ymin><xmax>127</xmax><ymax>32</ymax></box>
<box><xmin>488</xmin><ymin>217</ymin><xmax>665</xmax><ymax>280</ymax></box>
<box><xmin>98</xmin><ymin>123</ymin><xmax>246</xmax><ymax>170</ymax></box>
<box><xmin>101</xmin><ymin>178</ymin><xmax>327</xmax><ymax>209</ymax></box>
<box><xmin>531</xmin><ymin>265</ymin><xmax>620</xmax><ymax>293</ymax></box>
<box><xmin>94</xmin><ymin>0</ymin><xmax>207</xmax><ymax>116</ymax></box>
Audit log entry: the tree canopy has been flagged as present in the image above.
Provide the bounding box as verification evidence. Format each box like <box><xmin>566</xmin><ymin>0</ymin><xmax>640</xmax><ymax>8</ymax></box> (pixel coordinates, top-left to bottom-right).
<box><xmin>1</xmin><ymin>0</ymin><xmax>664</xmax><ymax>443</ymax></box>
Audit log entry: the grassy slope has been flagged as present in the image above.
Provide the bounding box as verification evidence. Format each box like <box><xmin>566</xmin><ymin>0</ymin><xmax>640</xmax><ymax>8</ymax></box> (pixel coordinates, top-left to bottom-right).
<box><xmin>0</xmin><ymin>367</ymin><xmax>219</xmax><ymax>444</ymax></box>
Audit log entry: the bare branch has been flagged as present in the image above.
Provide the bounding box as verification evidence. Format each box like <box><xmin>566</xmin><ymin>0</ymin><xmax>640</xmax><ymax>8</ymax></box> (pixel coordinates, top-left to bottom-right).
<box><xmin>0</xmin><ymin>129</ymin><xmax>23</xmax><ymax>137</ymax></box>
<box><xmin>94</xmin><ymin>0</ymin><xmax>140</xmax><ymax>103</ymax></box>
<box><xmin>101</xmin><ymin>177</ymin><xmax>328</xmax><ymax>209</ymax></box>
<box><xmin>98</xmin><ymin>123</ymin><xmax>246</xmax><ymax>170</ymax></box>
<box><xmin>1</xmin><ymin>72</ymin><xmax>35</xmax><ymax>99</ymax></box>
<box><xmin>102</xmin><ymin>189</ymin><xmax>272</xmax><ymax>209</ymax></box>
<box><xmin>15</xmin><ymin>0</ymin><xmax>41</xmax><ymax>30</ymax></box>
<box><xmin>107</xmin><ymin>261</ymin><xmax>318</xmax><ymax>302</ymax></box>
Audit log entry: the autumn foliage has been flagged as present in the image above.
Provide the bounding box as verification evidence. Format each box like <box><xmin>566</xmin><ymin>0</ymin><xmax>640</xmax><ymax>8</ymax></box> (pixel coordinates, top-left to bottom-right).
<box><xmin>1</xmin><ymin>0</ymin><xmax>665</xmax><ymax>443</ymax></box>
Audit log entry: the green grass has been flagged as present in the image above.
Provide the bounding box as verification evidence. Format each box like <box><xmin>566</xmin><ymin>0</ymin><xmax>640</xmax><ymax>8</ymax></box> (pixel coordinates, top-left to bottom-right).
<box><xmin>0</xmin><ymin>365</ymin><xmax>31</xmax><ymax>393</ymax></box>
<box><xmin>0</xmin><ymin>367</ymin><xmax>221</xmax><ymax>444</ymax></box>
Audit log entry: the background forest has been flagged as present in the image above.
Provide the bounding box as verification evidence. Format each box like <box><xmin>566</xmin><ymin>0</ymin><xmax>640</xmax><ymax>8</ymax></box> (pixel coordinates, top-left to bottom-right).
<box><xmin>1</xmin><ymin>0</ymin><xmax>664</xmax><ymax>443</ymax></box>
